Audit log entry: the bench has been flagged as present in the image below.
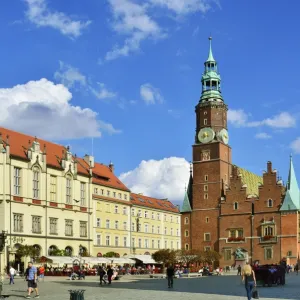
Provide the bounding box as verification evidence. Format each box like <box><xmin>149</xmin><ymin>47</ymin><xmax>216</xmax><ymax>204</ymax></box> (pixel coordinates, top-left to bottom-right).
<box><xmin>149</xmin><ymin>274</ymin><xmax>166</xmax><ymax>279</ymax></box>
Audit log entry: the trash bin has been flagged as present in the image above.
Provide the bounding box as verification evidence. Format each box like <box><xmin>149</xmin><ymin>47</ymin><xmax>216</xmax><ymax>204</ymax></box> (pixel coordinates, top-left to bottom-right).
<box><xmin>68</xmin><ymin>290</ymin><xmax>85</xmax><ymax>300</ymax></box>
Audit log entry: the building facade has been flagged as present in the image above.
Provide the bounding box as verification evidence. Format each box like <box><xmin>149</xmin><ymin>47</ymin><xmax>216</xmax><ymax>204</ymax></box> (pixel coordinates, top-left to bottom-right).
<box><xmin>0</xmin><ymin>127</ymin><xmax>180</xmax><ymax>271</ymax></box>
<box><xmin>181</xmin><ymin>38</ymin><xmax>300</xmax><ymax>267</ymax></box>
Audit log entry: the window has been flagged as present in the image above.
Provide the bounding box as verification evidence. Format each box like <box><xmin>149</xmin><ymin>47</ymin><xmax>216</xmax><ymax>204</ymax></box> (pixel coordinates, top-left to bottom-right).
<box><xmin>124</xmin><ymin>194</ymin><xmax>127</xmax><ymax>200</ymax></box>
<box><xmin>185</xmin><ymin>217</ymin><xmax>189</xmax><ymax>224</ymax></box>
<box><xmin>204</xmin><ymin>185</ymin><xmax>208</xmax><ymax>191</ymax></box>
<box><xmin>80</xmin><ymin>221</ymin><xmax>87</xmax><ymax>237</ymax></box>
<box><xmin>33</xmin><ymin>167</ymin><xmax>40</xmax><ymax>199</ymax></box>
<box><xmin>185</xmin><ymin>244</ymin><xmax>189</xmax><ymax>250</ymax></box>
<box><xmin>106</xmin><ymin>204</ymin><xmax>110</xmax><ymax>212</ymax></box>
<box><xmin>65</xmin><ymin>220</ymin><xmax>73</xmax><ymax>236</ymax></box>
<box><xmin>204</xmin><ymin>246</ymin><xmax>211</xmax><ymax>251</ymax></box>
<box><xmin>157</xmin><ymin>226</ymin><xmax>160</xmax><ymax>234</ymax></box>
<box><xmin>152</xmin><ymin>225</ymin><xmax>155</xmax><ymax>233</ymax></box>
<box><xmin>32</xmin><ymin>216</ymin><xmax>41</xmax><ymax>233</ymax></box>
<box><xmin>152</xmin><ymin>212</ymin><xmax>154</xmax><ymax>219</ymax></box>
<box><xmin>138</xmin><ymin>238</ymin><xmax>142</xmax><ymax>248</ymax></box>
<box><xmin>264</xmin><ymin>226</ymin><xmax>274</xmax><ymax>236</ymax></box>
<box><xmin>234</xmin><ymin>202</ymin><xmax>238</xmax><ymax>210</ymax></box>
<box><xmin>132</xmin><ymin>222</ymin><xmax>135</xmax><ymax>231</ymax></box>
<box><xmin>204</xmin><ymin>193</ymin><xmax>208</xmax><ymax>199</ymax></box>
<box><xmin>80</xmin><ymin>182</ymin><xmax>86</xmax><ymax>206</ymax></box>
<box><xmin>268</xmin><ymin>199</ymin><xmax>273</xmax><ymax>207</ymax></box>
<box><xmin>50</xmin><ymin>218</ymin><xmax>58</xmax><ymax>235</ymax></box>
<box><xmin>115</xmin><ymin>221</ymin><xmax>119</xmax><ymax>229</ymax></box>
<box><xmin>144</xmin><ymin>211</ymin><xmax>148</xmax><ymax>218</ymax></box>
<box><xmin>185</xmin><ymin>230</ymin><xmax>189</xmax><ymax>237</ymax></box>
<box><xmin>206</xmin><ymin>217</ymin><xmax>209</xmax><ymax>223</ymax></box>
<box><xmin>265</xmin><ymin>247</ymin><xmax>273</xmax><ymax>260</ymax></box>
<box><xmin>171</xmin><ymin>228</ymin><xmax>173</xmax><ymax>235</ymax></box>
<box><xmin>138</xmin><ymin>210</ymin><xmax>142</xmax><ymax>217</ymax></box>
<box><xmin>124</xmin><ymin>237</ymin><xmax>127</xmax><ymax>247</ymax></box>
<box><xmin>164</xmin><ymin>240</ymin><xmax>167</xmax><ymax>249</ymax></box>
<box><xmin>115</xmin><ymin>205</ymin><xmax>119</xmax><ymax>214</ymax></box>
<box><xmin>101</xmin><ymin>189</ymin><xmax>104</xmax><ymax>195</ymax></box>
<box><xmin>94</xmin><ymin>188</ymin><xmax>98</xmax><ymax>194</ymax></box>
<box><xmin>115</xmin><ymin>236</ymin><xmax>119</xmax><ymax>246</ymax></box>
<box><xmin>66</xmin><ymin>175</ymin><xmax>72</xmax><ymax>204</ymax></box>
<box><xmin>158</xmin><ymin>240</ymin><xmax>160</xmax><ymax>249</ymax></box>
<box><xmin>164</xmin><ymin>214</ymin><xmax>167</xmax><ymax>221</ymax></box>
<box><xmin>123</xmin><ymin>207</ymin><xmax>127</xmax><ymax>215</ymax></box>
<box><xmin>157</xmin><ymin>213</ymin><xmax>160</xmax><ymax>220</ymax></box>
<box><xmin>118</xmin><ymin>193</ymin><xmax>122</xmax><ymax>199</ymax></box>
<box><xmin>224</xmin><ymin>249</ymin><xmax>231</xmax><ymax>260</ymax></box>
<box><xmin>96</xmin><ymin>218</ymin><xmax>101</xmax><ymax>227</ymax></box>
<box><xmin>177</xmin><ymin>217</ymin><xmax>179</xmax><ymax>224</ymax></box>
<box><xmin>171</xmin><ymin>241</ymin><xmax>174</xmax><ymax>249</ymax></box>
<box><xmin>106</xmin><ymin>220</ymin><xmax>110</xmax><ymax>229</ymax></box>
<box><xmin>204</xmin><ymin>233</ymin><xmax>211</xmax><ymax>241</ymax></box>
<box><xmin>287</xmin><ymin>251</ymin><xmax>292</xmax><ymax>257</ymax></box>
<box><xmin>113</xmin><ymin>192</ymin><xmax>116</xmax><ymax>198</ymax></box>
<box><xmin>237</xmin><ymin>229</ymin><xmax>243</xmax><ymax>237</ymax></box>
<box><xmin>123</xmin><ymin>222</ymin><xmax>127</xmax><ymax>230</ymax></box>
<box><xmin>106</xmin><ymin>236</ymin><xmax>110</xmax><ymax>246</ymax></box>
<box><xmin>132</xmin><ymin>238</ymin><xmax>135</xmax><ymax>248</ymax></box>
<box><xmin>205</xmin><ymin>175</ymin><xmax>208</xmax><ymax>181</ymax></box>
<box><xmin>96</xmin><ymin>234</ymin><xmax>101</xmax><ymax>246</ymax></box>
<box><xmin>170</xmin><ymin>216</ymin><xmax>173</xmax><ymax>223</ymax></box>
<box><xmin>176</xmin><ymin>229</ymin><xmax>179</xmax><ymax>236</ymax></box>
<box><xmin>50</xmin><ymin>176</ymin><xmax>57</xmax><ymax>202</ymax></box>
<box><xmin>204</xmin><ymin>119</ymin><xmax>207</xmax><ymax>125</ymax></box>
<box><xmin>145</xmin><ymin>224</ymin><xmax>149</xmax><ymax>233</ymax></box>
<box><xmin>13</xmin><ymin>214</ymin><xmax>23</xmax><ymax>232</ymax></box>
<box><xmin>107</xmin><ymin>190</ymin><xmax>110</xmax><ymax>197</ymax></box>
<box><xmin>131</xmin><ymin>209</ymin><xmax>135</xmax><ymax>216</ymax></box>
<box><xmin>14</xmin><ymin>167</ymin><xmax>21</xmax><ymax>195</ymax></box>
<box><xmin>164</xmin><ymin>227</ymin><xmax>167</xmax><ymax>235</ymax></box>
<box><xmin>145</xmin><ymin>239</ymin><xmax>149</xmax><ymax>248</ymax></box>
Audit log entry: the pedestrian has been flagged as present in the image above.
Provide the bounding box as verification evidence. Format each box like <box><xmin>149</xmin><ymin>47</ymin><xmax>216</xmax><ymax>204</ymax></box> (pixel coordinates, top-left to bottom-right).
<box><xmin>242</xmin><ymin>262</ymin><xmax>256</xmax><ymax>300</ymax></box>
<box><xmin>166</xmin><ymin>264</ymin><xmax>175</xmax><ymax>288</ymax></box>
<box><xmin>9</xmin><ymin>265</ymin><xmax>16</xmax><ymax>285</ymax></box>
<box><xmin>98</xmin><ymin>266</ymin><xmax>107</xmax><ymax>285</ymax></box>
<box><xmin>295</xmin><ymin>263</ymin><xmax>299</xmax><ymax>275</ymax></box>
<box><xmin>39</xmin><ymin>265</ymin><xmax>45</xmax><ymax>282</ymax></box>
<box><xmin>25</xmin><ymin>262</ymin><xmax>39</xmax><ymax>299</ymax></box>
<box><xmin>107</xmin><ymin>266</ymin><xmax>113</xmax><ymax>284</ymax></box>
<box><xmin>237</xmin><ymin>265</ymin><xmax>242</xmax><ymax>276</ymax></box>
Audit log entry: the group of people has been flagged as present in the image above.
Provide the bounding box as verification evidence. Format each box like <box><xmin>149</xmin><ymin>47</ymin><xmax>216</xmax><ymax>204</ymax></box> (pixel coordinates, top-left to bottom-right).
<box><xmin>98</xmin><ymin>266</ymin><xmax>114</xmax><ymax>285</ymax></box>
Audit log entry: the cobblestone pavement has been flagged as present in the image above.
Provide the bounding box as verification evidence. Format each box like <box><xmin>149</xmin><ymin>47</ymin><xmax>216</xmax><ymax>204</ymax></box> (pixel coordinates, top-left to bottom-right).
<box><xmin>1</xmin><ymin>273</ymin><xmax>299</xmax><ymax>300</ymax></box>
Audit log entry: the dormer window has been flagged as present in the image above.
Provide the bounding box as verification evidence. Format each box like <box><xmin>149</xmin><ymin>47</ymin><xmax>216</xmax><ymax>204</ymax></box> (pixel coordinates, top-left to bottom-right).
<box><xmin>267</xmin><ymin>199</ymin><xmax>273</xmax><ymax>208</ymax></box>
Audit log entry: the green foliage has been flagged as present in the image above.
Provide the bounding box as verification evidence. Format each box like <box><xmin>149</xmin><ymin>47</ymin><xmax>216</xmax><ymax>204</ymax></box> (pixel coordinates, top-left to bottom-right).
<box><xmin>16</xmin><ymin>245</ymin><xmax>40</xmax><ymax>258</ymax></box>
<box><xmin>49</xmin><ymin>249</ymin><xmax>66</xmax><ymax>256</ymax></box>
<box><xmin>103</xmin><ymin>251</ymin><xmax>120</xmax><ymax>258</ymax></box>
<box><xmin>152</xmin><ymin>249</ymin><xmax>177</xmax><ymax>266</ymax></box>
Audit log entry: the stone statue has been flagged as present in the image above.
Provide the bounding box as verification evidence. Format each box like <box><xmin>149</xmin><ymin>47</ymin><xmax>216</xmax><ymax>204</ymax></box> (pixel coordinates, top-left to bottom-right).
<box><xmin>235</xmin><ymin>248</ymin><xmax>245</xmax><ymax>259</ymax></box>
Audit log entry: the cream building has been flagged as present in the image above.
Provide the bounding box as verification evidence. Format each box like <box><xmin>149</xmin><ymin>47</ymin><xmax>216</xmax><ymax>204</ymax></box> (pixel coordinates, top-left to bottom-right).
<box><xmin>0</xmin><ymin>126</ymin><xmax>181</xmax><ymax>272</ymax></box>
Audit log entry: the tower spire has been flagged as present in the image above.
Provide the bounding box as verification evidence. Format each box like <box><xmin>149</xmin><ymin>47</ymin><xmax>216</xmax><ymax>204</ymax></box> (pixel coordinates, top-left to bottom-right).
<box><xmin>207</xmin><ymin>36</ymin><xmax>215</xmax><ymax>62</ymax></box>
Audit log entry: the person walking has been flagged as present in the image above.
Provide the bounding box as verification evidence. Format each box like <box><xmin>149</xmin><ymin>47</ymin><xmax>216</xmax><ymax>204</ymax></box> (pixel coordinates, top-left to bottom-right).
<box><xmin>295</xmin><ymin>263</ymin><xmax>299</xmax><ymax>275</ymax></box>
<box><xmin>25</xmin><ymin>262</ymin><xmax>39</xmax><ymax>299</ymax></box>
<box><xmin>39</xmin><ymin>265</ymin><xmax>45</xmax><ymax>282</ymax></box>
<box><xmin>237</xmin><ymin>265</ymin><xmax>242</xmax><ymax>276</ymax></box>
<box><xmin>166</xmin><ymin>264</ymin><xmax>175</xmax><ymax>288</ymax></box>
<box><xmin>98</xmin><ymin>267</ymin><xmax>107</xmax><ymax>285</ymax></box>
<box><xmin>9</xmin><ymin>266</ymin><xmax>16</xmax><ymax>285</ymax></box>
<box><xmin>242</xmin><ymin>262</ymin><xmax>256</xmax><ymax>300</ymax></box>
<box><xmin>107</xmin><ymin>266</ymin><xmax>113</xmax><ymax>285</ymax></box>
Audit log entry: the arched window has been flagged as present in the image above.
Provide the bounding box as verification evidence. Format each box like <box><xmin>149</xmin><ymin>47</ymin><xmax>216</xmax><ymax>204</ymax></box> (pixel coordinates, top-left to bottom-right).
<box><xmin>65</xmin><ymin>246</ymin><xmax>73</xmax><ymax>256</ymax></box>
<box><xmin>234</xmin><ymin>202</ymin><xmax>238</xmax><ymax>210</ymax></box>
<box><xmin>33</xmin><ymin>244</ymin><xmax>41</xmax><ymax>257</ymax></box>
<box><xmin>268</xmin><ymin>199</ymin><xmax>273</xmax><ymax>208</ymax></box>
<box><xmin>185</xmin><ymin>230</ymin><xmax>189</xmax><ymax>237</ymax></box>
<box><xmin>48</xmin><ymin>245</ymin><xmax>58</xmax><ymax>256</ymax></box>
<box><xmin>66</xmin><ymin>175</ymin><xmax>72</xmax><ymax>204</ymax></box>
<box><xmin>185</xmin><ymin>244</ymin><xmax>189</xmax><ymax>250</ymax></box>
<box><xmin>33</xmin><ymin>167</ymin><xmax>40</xmax><ymax>199</ymax></box>
<box><xmin>184</xmin><ymin>217</ymin><xmax>189</xmax><ymax>224</ymax></box>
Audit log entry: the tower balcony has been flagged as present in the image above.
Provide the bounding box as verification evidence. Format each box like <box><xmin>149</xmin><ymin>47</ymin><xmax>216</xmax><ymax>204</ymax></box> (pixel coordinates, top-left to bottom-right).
<box><xmin>259</xmin><ymin>236</ymin><xmax>277</xmax><ymax>244</ymax></box>
<box><xmin>226</xmin><ymin>237</ymin><xmax>245</xmax><ymax>243</ymax></box>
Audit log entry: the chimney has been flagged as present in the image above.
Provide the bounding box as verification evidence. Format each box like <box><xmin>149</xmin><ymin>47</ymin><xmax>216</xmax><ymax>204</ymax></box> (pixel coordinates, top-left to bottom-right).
<box><xmin>84</xmin><ymin>154</ymin><xmax>94</xmax><ymax>168</ymax></box>
<box><xmin>267</xmin><ymin>161</ymin><xmax>272</xmax><ymax>173</ymax></box>
<box><xmin>109</xmin><ymin>161</ymin><xmax>114</xmax><ymax>173</ymax></box>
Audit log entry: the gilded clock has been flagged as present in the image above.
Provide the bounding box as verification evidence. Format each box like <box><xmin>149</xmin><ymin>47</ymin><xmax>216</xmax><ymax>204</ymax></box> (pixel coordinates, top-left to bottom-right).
<box><xmin>198</xmin><ymin>127</ymin><xmax>215</xmax><ymax>144</ymax></box>
<box><xmin>218</xmin><ymin>128</ymin><xmax>229</xmax><ymax>145</ymax></box>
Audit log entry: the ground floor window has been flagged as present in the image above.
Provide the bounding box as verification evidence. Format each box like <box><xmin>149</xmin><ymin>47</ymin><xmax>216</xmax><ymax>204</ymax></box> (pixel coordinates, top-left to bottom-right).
<box><xmin>265</xmin><ymin>247</ymin><xmax>273</xmax><ymax>260</ymax></box>
<box><xmin>224</xmin><ymin>249</ymin><xmax>231</xmax><ymax>261</ymax></box>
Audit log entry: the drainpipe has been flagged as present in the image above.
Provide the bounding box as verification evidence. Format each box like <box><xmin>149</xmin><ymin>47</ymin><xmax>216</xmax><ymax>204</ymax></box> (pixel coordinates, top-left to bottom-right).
<box><xmin>250</xmin><ymin>202</ymin><xmax>254</xmax><ymax>265</ymax></box>
<box><xmin>45</xmin><ymin>167</ymin><xmax>48</xmax><ymax>257</ymax></box>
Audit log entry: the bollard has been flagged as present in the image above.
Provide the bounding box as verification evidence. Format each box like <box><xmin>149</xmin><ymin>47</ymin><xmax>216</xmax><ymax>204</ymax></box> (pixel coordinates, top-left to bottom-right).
<box><xmin>68</xmin><ymin>290</ymin><xmax>85</xmax><ymax>300</ymax></box>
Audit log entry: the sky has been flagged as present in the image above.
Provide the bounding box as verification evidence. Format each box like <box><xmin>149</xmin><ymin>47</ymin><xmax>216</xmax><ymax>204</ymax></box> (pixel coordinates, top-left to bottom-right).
<box><xmin>0</xmin><ymin>0</ymin><xmax>300</xmax><ymax>205</ymax></box>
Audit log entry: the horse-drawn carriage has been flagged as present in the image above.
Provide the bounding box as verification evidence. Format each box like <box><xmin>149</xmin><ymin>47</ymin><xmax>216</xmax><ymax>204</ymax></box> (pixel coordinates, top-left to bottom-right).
<box><xmin>253</xmin><ymin>264</ymin><xmax>285</xmax><ymax>287</ymax></box>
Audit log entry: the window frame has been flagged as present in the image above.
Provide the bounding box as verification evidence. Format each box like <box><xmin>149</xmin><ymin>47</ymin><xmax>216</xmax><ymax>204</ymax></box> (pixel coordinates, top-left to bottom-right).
<box><xmin>14</xmin><ymin>167</ymin><xmax>21</xmax><ymax>196</ymax></box>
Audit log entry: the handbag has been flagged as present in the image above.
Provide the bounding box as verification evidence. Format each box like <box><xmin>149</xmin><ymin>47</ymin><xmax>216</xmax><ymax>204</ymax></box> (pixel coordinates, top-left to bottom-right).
<box><xmin>252</xmin><ymin>287</ymin><xmax>259</xmax><ymax>299</ymax></box>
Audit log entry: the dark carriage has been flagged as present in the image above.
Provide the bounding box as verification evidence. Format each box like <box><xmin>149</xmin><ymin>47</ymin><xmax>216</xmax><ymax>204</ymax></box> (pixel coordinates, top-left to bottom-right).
<box><xmin>254</xmin><ymin>265</ymin><xmax>285</xmax><ymax>287</ymax></box>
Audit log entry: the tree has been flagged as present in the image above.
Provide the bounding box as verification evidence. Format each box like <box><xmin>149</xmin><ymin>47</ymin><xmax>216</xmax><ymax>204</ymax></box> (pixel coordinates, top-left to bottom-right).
<box><xmin>16</xmin><ymin>245</ymin><xmax>40</xmax><ymax>259</ymax></box>
<box><xmin>103</xmin><ymin>251</ymin><xmax>119</xmax><ymax>258</ymax></box>
<box><xmin>177</xmin><ymin>249</ymin><xmax>206</xmax><ymax>265</ymax></box>
<box><xmin>203</xmin><ymin>250</ymin><xmax>221</xmax><ymax>265</ymax></box>
<box><xmin>49</xmin><ymin>249</ymin><xmax>66</xmax><ymax>256</ymax></box>
<box><xmin>152</xmin><ymin>249</ymin><xmax>177</xmax><ymax>266</ymax></box>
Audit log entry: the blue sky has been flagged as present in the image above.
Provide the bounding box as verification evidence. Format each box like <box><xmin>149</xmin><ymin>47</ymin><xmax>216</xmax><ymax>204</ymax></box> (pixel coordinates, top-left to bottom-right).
<box><xmin>0</xmin><ymin>0</ymin><xmax>299</xmax><ymax>203</ymax></box>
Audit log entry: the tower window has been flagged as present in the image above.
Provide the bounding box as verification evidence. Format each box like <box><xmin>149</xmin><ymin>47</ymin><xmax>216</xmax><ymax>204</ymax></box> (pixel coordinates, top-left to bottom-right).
<box><xmin>204</xmin><ymin>185</ymin><xmax>208</xmax><ymax>191</ymax></box>
<box><xmin>267</xmin><ymin>199</ymin><xmax>273</xmax><ymax>207</ymax></box>
<box><xmin>185</xmin><ymin>230</ymin><xmax>189</xmax><ymax>237</ymax></box>
<box><xmin>234</xmin><ymin>202</ymin><xmax>238</xmax><ymax>210</ymax></box>
<box><xmin>204</xmin><ymin>193</ymin><xmax>208</xmax><ymax>199</ymax></box>
<box><xmin>184</xmin><ymin>217</ymin><xmax>189</xmax><ymax>224</ymax></box>
<box><xmin>206</xmin><ymin>217</ymin><xmax>209</xmax><ymax>223</ymax></box>
<box><xmin>205</xmin><ymin>175</ymin><xmax>208</xmax><ymax>181</ymax></box>
<box><xmin>204</xmin><ymin>119</ymin><xmax>207</xmax><ymax>125</ymax></box>
<box><xmin>185</xmin><ymin>244</ymin><xmax>189</xmax><ymax>250</ymax></box>
<box><xmin>204</xmin><ymin>111</ymin><xmax>207</xmax><ymax>115</ymax></box>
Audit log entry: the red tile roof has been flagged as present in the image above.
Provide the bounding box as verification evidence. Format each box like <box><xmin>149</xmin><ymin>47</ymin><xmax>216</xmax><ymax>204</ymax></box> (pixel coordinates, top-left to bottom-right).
<box><xmin>130</xmin><ymin>193</ymin><xmax>180</xmax><ymax>213</ymax></box>
<box><xmin>0</xmin><ymin>126</ymin><xmax>129</xmax><ymax>191</ymax></box>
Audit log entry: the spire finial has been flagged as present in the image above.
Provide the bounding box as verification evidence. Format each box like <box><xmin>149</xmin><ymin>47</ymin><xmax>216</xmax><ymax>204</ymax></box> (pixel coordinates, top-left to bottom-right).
<box><xmin>207</xmin><ymin>36</ymin><xmax>215</xmax><ymax>62</ymax></box>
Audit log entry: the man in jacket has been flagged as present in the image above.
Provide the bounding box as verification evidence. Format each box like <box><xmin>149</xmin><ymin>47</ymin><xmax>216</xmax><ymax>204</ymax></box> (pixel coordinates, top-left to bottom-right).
<box><xmin>166</xmin><ymin>264</ymin><xmax>175</xmax><ymax>288</ymax></box>
<box><xmin>98</xmin><ymin>267</ymin><xmax>107</xmax><ymax>285</ymax></box>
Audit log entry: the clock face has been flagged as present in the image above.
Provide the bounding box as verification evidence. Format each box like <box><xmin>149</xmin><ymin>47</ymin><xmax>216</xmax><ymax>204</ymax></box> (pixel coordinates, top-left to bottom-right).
<box><xmin>218</xmin><ymin>128</ymin><xmax>229</xmax><ymax>145</ymax></box>
<box><xmin>198</xmin><ymin>127</ymin><xmax>215</xmax><ymax>144</ymax></box>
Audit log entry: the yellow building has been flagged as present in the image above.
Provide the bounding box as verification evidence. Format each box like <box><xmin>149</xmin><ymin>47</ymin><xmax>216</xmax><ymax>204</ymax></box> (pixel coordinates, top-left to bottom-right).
<box><xmin>0</xmin><ymin>126</ymin><xmax>181</xmax><ymax>272</ymax></box>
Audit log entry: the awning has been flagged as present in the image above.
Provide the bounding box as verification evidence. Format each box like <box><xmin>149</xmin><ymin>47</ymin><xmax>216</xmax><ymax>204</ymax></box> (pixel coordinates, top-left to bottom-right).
<box><xmin>85</xmin><ymin>257</ymin><xmax>110</xmax><ymax>264</ymax></box>
<box><xmin>106</xmin><ymin>257</ymin><xmax>135</xmax><ymax>264</ymax></box>
<box><xmin>125</xmin><ymin>255</ymin><xmax>157</xmax><ymax>264</ymax></box>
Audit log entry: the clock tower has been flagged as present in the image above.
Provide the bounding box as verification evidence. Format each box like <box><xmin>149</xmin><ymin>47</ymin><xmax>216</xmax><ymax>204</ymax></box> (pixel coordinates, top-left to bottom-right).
<box><xmin>191</xmin><ymin>37</ymin><xmax>232</xmax><ymax>252</ymax></box>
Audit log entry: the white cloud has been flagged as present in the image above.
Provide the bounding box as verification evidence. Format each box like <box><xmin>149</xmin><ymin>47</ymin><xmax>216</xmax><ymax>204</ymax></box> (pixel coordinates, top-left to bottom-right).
<box><xmin>24</xmin><ymin>0</ymin><xmax>91</xmax><ymax>38</ymax></box>
<box><xmin>90</xmin><ymin>83</ymin><xmax>117</xmax><ymax>100</ymax></box>
<box><xmin>228</xmin><ymin>109</ymin><xmax>296</xmax><ymax>129</ymax></box>
<box><xmin>0</xmin><ymin>78</ymin><xmax>120</xmax><ymax>140</ymax></box>
<box><xmin>255</xmin><ymin>132</ymin><xmax>272</xmax><ymax>139</ymax></box>
<box><xmin>119</xmin><ymin>157</ymin><xmax>190</xmax><ymax>202</ymax></box>
<box><xmin>140</xmin><ymin>83</ymin><xmax>164</xmax><ymax>104</ymax></box>
<box><xmin>150</xmin><ymin>0</ymin><xmax>211</xmax><ymax>15</ymax></box>
<box><xmin>291</xmin><ymin>138</ymin><xmax>300</xmax><ymax>154</ymax></box>
<box><xmin>105</xmin><ymin>0</ymin><xmax>164</xmax><ymax>61</ymax></box>
<box><xmin>54</xmin><ymin>61</ymin><xmax>86</xmax><ymax>88</ymax></box>
<box><xmin>192</xmin><ymin>25</ymin><xmax>199</xmax><ymax>36</ymax></box>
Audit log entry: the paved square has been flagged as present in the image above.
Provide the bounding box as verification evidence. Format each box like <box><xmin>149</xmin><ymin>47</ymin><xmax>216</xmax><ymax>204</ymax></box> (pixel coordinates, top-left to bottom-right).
<box><xmin>2</xmin><ymin>273</ymin><xmax>299</xmax><ymax>300</ymax></box>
